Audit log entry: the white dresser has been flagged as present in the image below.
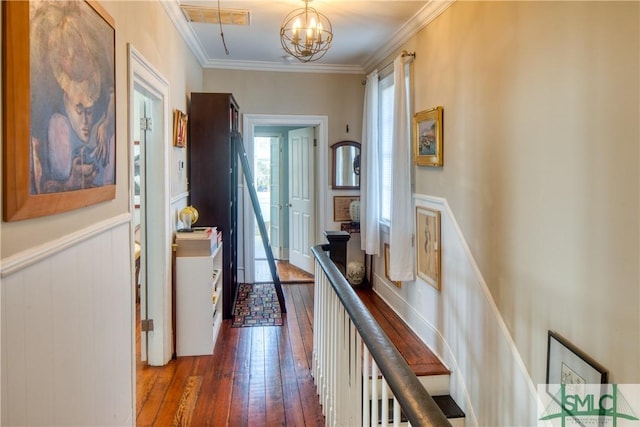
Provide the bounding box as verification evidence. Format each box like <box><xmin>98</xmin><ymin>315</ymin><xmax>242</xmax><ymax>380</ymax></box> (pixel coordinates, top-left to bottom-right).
<box><xmin>175</xmin><ymin>242</ymin><xmax>223</xmax><ymax>356</ymax></box>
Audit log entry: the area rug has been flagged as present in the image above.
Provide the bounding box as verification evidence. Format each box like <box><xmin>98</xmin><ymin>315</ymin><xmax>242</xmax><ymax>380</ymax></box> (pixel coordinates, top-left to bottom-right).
<box><xmin>232</xmin><ymin>283</ymin><xmax>283</xmax><ymax>327</ymax></box>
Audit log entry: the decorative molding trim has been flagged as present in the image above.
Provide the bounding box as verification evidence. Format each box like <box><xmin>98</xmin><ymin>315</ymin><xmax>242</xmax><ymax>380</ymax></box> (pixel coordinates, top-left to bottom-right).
<box><xmin>413</xmin><ymin>193</ymin><xmax>539</xmax><ymax>399</ymax></box>
<box><xmin>365</xmin><ymin>0</ymin><xmax>455</xmax><ymax>73</ymax></box>
<box><xmin>372</xmin><ymin>193</ymin><xmax>539</xmax><ymax>424</ymax></box>
<box><xmin>201</xmin><ymin>58</ymin><xmax>365</xmax><ymax>74</ymax></box>
<box><xmin>0</xmin><ymin>213</ymin><xmax>131</xmax><ymax>277</ymax></box>
<box><xmin>171</xmin><ymin>191</ymin><xmax>189</xmax><ymax>205</ymax></box>
<box><xmin>162</xmin><ymin>0</ymin><xmax>454</xmax><ymax>75</ymax></box>
<box><xmin>128</xmin><ymin>45</ymin><xmax>170</xmax><ymax>88</ymax></box>
<box><xmin>160</xmin><ymin>0</ymin><xmax>208</xmax><ymax>66</ymax></box>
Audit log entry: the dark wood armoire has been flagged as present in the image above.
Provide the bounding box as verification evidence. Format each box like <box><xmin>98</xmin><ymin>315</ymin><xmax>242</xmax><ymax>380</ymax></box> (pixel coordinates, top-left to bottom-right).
<box><xmin>188</xmin><ymin>92</ymin><xmax>239</xmax><ymax>319</ymax></box>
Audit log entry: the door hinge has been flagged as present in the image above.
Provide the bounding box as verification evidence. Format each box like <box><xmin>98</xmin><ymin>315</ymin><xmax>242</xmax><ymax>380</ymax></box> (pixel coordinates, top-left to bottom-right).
<box><xmin>140</xmin><ymin>117</ymin><xmax>153</xmax><ymax>131</ymax></box>
<box><xmin>313</xmin><ymin>138</ymin><xmax>317</xmax><ymax>147</ymax></box>
<box><xmin>141</xmin><ymin>319</ymin><xmax>154</xmax><ymax>332</ymax></box>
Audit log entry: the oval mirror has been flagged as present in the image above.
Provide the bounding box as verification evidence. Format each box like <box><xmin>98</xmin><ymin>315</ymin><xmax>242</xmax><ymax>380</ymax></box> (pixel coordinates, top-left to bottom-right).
<box><xmin>332</xmin><ymin>140</ymin><xmax>361</xmax><ymax>190</ymax></box>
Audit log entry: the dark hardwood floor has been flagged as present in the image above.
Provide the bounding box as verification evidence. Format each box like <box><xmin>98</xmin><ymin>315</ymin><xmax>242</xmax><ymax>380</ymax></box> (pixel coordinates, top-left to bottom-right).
<box><xmin>136</xmin><ymin>283</ymin><xmax>324</xmax><ymax>427</ymax></box>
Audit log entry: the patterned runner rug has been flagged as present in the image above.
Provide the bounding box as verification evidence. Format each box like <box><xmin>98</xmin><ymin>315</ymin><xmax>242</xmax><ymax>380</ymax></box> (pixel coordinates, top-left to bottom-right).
<box><xmin>232</xmin><ymin>283</ymin><xmax>283</xmax><ymax>327</ymax></box>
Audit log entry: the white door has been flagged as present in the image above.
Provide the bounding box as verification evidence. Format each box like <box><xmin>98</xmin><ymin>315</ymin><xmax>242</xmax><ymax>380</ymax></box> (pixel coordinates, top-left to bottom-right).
<box><xmin>130</xmin><ymin>46</ymin><xmax>172</xmax><ymax>366</ymax></box>
<box><xmin>270</xmin><ymin>137</ymin><xmax>282</xmax><ymax>259</ymax></box>
<box><xmin>288</xmin><ymin>127</ymin><xmax>315</xmax><ymax>273</ymax></box>
<box><xmin>133</xmin><ymin>90</ymin><xmax>149</xmax><ymax>362</ymax></box>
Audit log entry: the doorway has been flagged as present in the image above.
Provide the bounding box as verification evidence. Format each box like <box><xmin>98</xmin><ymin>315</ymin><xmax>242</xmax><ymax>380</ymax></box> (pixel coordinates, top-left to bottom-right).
<box><xmin>128</xmin><ymin>45</ymin><xmax>173</xmax><ymax>367</ymax></box>
<box><xmin>242</xmin><ymin>115</ymin><xmax>328</xmax><ymax>284</ymax></box>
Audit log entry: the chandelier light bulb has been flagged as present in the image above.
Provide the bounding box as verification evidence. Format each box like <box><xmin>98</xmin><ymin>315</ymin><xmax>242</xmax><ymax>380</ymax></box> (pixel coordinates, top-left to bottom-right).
<box><xmin>280</xmin><ymin>0</ymin><xmax>333</xmax><ymax>63</ymax></box>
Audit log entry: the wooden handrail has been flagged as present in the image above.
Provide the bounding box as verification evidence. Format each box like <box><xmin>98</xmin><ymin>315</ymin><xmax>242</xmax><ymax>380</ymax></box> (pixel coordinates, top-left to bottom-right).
<box><xmin>312</xmin><ymin>244</ymin><xmax>452</xmax><ymax>427</ymax></box>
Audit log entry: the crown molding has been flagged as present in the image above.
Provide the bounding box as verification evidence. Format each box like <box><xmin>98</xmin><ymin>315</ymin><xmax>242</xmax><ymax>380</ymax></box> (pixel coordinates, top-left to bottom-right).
<box><xmin>161</xmin><ymin>0</ymin><xmax>209</xmax><ymax>66</ymax></box>
<box><xmin>201</xmin><ymin>58</ymin><xmax>365</xmax><ymax>74</ymax></box>
<box><xmin>162</xmin><ymin>0</ymin><xmax>454</xmax><ymax>75</ymax></box>
<box><xmin>362</xmin><ymin>0</ymin><xmax>455</xmax><ymax>73</ymax></box>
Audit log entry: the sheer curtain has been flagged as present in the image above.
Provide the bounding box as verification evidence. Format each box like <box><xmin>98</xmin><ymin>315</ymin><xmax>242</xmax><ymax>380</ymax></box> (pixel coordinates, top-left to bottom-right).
<box><xmin>389</xmin><ymin>54</ymin><xmax>415</xmax><ymax>281</ymax></box>
<box><xmin>360</xmin><ymin>70</ymin><xmax>380</xmax><ymax>255</ymax></box>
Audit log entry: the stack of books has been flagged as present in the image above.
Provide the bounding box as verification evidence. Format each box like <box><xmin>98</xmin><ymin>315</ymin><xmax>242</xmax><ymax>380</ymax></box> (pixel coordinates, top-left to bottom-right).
<box><xmin>175</xmin><ymin>227</ymin><xmax>217</xmax><ymax>257</ymax></box>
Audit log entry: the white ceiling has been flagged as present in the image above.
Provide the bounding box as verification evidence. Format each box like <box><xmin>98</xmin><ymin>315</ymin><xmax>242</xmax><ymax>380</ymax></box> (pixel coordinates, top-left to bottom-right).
<box><xmin>162</xmin><ymin>0</ymin><xmax>453</xmax><ymax>74</ymax></box>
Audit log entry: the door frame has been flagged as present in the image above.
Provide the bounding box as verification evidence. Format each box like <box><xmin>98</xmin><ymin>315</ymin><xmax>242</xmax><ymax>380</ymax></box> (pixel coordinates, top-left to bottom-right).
<box><xmin>242</xmin><ymin>114</ymin><xmax>328</xmax><ymax>283</ymax></box>
<box><xmin>128</xmin><ymin>45</ymin><xmax>173</xmax><ymax>367</ymax></box>
<box><xmin>253</xmin><ymin>132</ymin><xmax>285</xmax><ymax>261</ymax></box>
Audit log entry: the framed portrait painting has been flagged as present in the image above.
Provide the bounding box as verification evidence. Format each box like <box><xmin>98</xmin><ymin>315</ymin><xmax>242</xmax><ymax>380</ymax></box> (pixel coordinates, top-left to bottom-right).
<box><xmin>413</xmin><ymin>106</ymin><xmax>443</xmax><ymax>167</ymax></box>
<box><xmin>415</xmin><ymin>206</ymin><xmax>441</xmax><ymax>290</ymax></box>
<box><xmin>3</xmin><ymin>0</ymin><xmax>116</xmax><ymax>221</ymax></box>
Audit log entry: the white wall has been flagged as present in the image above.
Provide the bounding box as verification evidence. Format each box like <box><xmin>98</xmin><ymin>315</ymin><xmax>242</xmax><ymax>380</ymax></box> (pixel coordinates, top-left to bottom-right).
<box><xmin>2</xmin><ymin>218</ymin><xmax>132</xmax><ymax>426</ymax></box>
<box><xmin>0</xmin><ymin>1</ymin><xmax>203</xmax><ymax>425</ymax></box>
<box><xmin>374</xmin><ymin>195</ymin><xmax>537</xmax><ymax>426</ymax></box>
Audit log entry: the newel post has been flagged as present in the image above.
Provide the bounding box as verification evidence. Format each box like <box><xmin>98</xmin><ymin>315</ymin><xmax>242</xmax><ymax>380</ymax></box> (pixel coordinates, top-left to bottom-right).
<box><xmin>323</xmin><ymin>231</ymin><xmax>350</xmax><ymax>275</ymax></box>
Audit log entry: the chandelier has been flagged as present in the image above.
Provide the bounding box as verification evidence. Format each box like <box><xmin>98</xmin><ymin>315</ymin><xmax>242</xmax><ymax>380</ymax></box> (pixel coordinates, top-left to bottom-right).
<box><xmin>280</xmin><ymin>0</ymin><xmax>333</xmax><ymax>63</ymax></box>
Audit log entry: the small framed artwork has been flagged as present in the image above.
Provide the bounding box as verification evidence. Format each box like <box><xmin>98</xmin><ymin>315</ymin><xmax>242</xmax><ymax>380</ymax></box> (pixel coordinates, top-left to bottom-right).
<box><xmin>333</xmin><ymin>196</ymin><xmax>359</xmax><ymax>222</ymax></box>
<box><xmin>413</xmin><ymin>106</ymin><xmax>443</xmax><ymax>167</ymax></box>
<box><xmin>415</xmin><ymin>206</ymin><xmax>441</xmax><ymax>290</ymax></box>
<box><xmin>3</xmin><ymin>0</ymin><xmax>116</xmax><ymax>221</ymax></box>
<box><xmin>173</xmin><ymin>109</ymin><xmax>188</xmax><ymax>148</ymax></box>
<box><xmin>546</xmin><ymin>331</ymin><xmax>608</xmax><ymax>399</ymax></box>
<box><xmin>384</xmin><ymin>244</ymin><xmax>401</xmax><ymax>288</ymax></box>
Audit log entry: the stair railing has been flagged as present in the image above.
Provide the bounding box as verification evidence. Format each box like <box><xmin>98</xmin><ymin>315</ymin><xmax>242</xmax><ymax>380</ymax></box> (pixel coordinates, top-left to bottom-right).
<box><xmin>311</xmin><ymin>245</ymin><xmax>451</xmax><ymax>427</ymax></box>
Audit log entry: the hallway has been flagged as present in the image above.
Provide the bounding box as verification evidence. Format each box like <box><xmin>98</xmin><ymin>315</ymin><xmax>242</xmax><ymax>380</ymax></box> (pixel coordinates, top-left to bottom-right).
<box><xmin>136</xmin><ymin>283</ymin><xmax>324</xmax><ymax>426</ymax></box>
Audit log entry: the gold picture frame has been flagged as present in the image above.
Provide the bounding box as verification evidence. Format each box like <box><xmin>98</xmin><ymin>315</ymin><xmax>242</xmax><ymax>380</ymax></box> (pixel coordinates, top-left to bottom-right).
<box><xmin>384</xmin><ymin>243</ymin><xmax>401</xmax><ymax>288</ymax></box>
<box><xmin>333</xmin><ymin>196</ymin><xmax>359</xmax><ymax>222</ymax></box>
<box><xmin>173</xmin><ymin>109</ymin><xmax>188</xmax><ymax>148</ymax></box>
<box><xmin>415</xmin><ymin>206</ymin><xmax>441</xmax><ymax>290</ymax></box>
<box><xmin>413</xmin><ymin>106</ymin><xmax>443</xmax><ymax>167</ymax></box>
<box><xmin>3</xmin><ymin>1</ymin><xmax>116</xmax><ymax>221</ymax></box>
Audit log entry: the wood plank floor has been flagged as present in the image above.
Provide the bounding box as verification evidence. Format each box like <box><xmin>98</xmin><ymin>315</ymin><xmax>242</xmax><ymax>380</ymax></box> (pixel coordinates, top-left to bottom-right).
<box><xmin>255</xmin><ymin>260</ymin><xmax>314</xmax><ymax>283</ymax></box>
<box><xmin>136</xmin><ymin>283</ymin><xmax>324</xmax><ymax>427</ymax></box>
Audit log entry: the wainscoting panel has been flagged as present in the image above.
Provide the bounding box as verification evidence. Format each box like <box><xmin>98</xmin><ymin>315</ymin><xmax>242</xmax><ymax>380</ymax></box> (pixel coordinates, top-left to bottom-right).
<box><xmin>1</xmin><ymin>218</ymin><xmax>133</xmax><ymax>426</ymax></box>
<box><xmin>371</xmin><ymin>194</ymin><xmax>538</xmax><ymax>426</ymax></box>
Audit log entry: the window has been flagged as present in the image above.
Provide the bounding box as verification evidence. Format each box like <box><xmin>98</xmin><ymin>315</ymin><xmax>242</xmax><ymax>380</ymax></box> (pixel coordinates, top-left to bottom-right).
<box><xmin>379</xmin><ymin>73</ymin><xmax>394</xmax><ymax>223</ymax></box>
<box><xmin>378</xmin><ymin>65</ymin><xmax>410</xmax><ymax>225</ymax></box>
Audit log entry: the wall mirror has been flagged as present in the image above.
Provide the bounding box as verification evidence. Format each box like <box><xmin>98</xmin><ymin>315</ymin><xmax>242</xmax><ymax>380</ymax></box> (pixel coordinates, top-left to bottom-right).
<box><xmin>332</xmin><ymin>140</ymin><xmax>361</xmax><ymax>190</ymax></box>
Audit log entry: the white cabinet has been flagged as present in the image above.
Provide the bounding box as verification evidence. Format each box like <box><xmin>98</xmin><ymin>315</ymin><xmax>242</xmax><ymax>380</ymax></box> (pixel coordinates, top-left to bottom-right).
<box><xmin>175</xmin><ymin>243</ymin><xmax>223</xmax><ymax>356</ymax></box>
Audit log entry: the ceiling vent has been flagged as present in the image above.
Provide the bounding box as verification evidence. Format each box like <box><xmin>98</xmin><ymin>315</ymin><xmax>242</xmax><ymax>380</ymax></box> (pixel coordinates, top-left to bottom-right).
<box><xmin>180</xmin><ymin>5</ymin><xmax>250</xmax><ymax>26</ymax></box>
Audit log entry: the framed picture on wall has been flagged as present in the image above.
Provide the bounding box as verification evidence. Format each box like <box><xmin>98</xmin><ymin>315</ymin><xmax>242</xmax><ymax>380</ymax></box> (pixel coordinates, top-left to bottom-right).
<box><xmin>173</xmin><ymin>109</ymin><xmax>188</xmax><ymax>148</ymax></box>
<box><xmin>3</xmin><ymin>0</ymin><xmax>116</xmax><ymax>221</ymax></box>
<box><xmin>333</xmin><ymin>196</ymin><xmax>359</xmax><ymax>222</ymax></box>
<box><xmin>384</xmin><ymin>243</ymin><xmax>401</xmax><ymax>288</ymax></box>
<box><xmin>413</xmin><ymin>106</ymin><xmax>443</xmax><ymax>167</ymax></box>
<box><xmin>415</xmin><ymin>206</ymin><xmax>441</xmax><ymax>290</ymax></box>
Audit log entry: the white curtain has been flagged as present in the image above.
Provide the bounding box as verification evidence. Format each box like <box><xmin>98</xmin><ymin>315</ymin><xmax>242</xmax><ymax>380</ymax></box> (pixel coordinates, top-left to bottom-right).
<box><xmin>389</xmin><ymin>55</ymin><xmax>415</xmax><ymax>281</ymax></box>
<box><xmin>360</xmin><ymin>70</ymin><xmax>380</xmax><ymax>255</ymax></box>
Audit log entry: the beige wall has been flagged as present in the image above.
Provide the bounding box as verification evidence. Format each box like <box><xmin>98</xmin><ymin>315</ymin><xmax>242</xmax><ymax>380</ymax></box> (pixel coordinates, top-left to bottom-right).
<box><xmin>0</xmin><ymin>1</ymin><xmax>202</xmax><ymax>258</ymax></box>
<box><xmin>415</xmin><ymin>2</ymin><xmax>640</xmax><ymax>383</ymax></box>
<box><xmin>408</xmin><ymin>1</ymin><xmax>638</xmax><ymax>384</ymax></box>
<box><xmin>201</xmin><ymin>69</ymin><xmax>365</xmax><ymax>149</ymax></box>
<box><xmin>366</xmin><ymin>3</ymin><xmax>638</xmax><ymax>423</ymax></box>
